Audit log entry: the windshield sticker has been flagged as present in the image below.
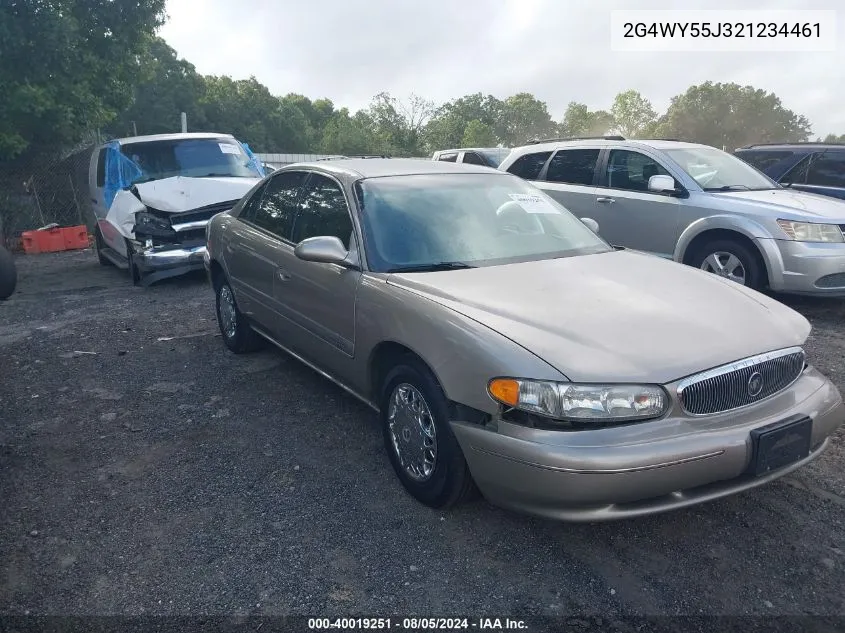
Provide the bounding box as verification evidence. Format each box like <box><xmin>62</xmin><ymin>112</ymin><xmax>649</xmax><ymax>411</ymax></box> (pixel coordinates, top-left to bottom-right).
<box><xmin>508</xmin><ymin>193</ymin><xmax>560</xmax><ymax>214</ymax></box>
<box><xmin>219</xmin><ymin>143</ymin><xmax>242</xmax><ymax>155</ymax></box>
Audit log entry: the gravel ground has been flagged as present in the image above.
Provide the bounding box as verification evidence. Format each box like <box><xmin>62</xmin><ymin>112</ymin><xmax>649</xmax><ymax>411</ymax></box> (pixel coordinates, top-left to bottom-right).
<box><xmin>1</xmin><ymin>250</ymin><xmax>844</xmax><ymax>625</ymax></box>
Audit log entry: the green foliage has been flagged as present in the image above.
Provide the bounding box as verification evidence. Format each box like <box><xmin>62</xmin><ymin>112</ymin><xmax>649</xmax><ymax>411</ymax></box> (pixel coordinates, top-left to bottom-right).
<box><xmin>0</xmin><ymin>0</ymin><xmax>166</xmax><ymax>160</ymax></box>
<box><xmin>821</xmin><ymin>133</ymin><xmax>845</xmax><ymax>143</ymax></box>
<box><xmin>0</xmin><ymin>11</ymin><xmax>821</xmax><ymax>163</ymax></box>
<box><xmin>461</xmin><ymin>120</ymin><xmax>497</xmax><ymax>147</ymax></box>
<box><xmin>610</xmin><ymin>90</ymin><xmax>657</xmax><ymax>138</ymax></box>
<box><xmin>559</xmin><ymin>102</ymin><xmax>615</xmax><ymax>138</ymax></box>
<box><xmin>656</xmin><ymin>82</ymin><xmax>811</xmax><ymax>149</ymax></box>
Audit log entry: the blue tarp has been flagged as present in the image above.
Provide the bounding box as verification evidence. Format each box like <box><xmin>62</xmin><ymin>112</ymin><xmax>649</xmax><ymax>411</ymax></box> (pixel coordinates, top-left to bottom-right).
<box><xmin>103</xmin><ymin>142</ymin><xmax>144</xmax><ymax>210</ymax></box>
<box><xmin>102</xmin><ymin>138</ymin><xmax>264</xmax><ymax>211</ymax></box>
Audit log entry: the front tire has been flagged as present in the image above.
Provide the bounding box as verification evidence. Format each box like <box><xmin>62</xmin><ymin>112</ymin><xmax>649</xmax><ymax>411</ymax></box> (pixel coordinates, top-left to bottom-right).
<box><xmin>215</xmin><ymin>279</ymin><xmax>263</xmax><ymax>354</ymax></box>
<box><xmin>95</xmin><ymin>228</ymin><xmax>111</xmax><ymax>267</ymax></box>
<box><xmin>125</xmin><ymin>239</ymin><xmax>141</xmax><ymax>286</ymax></box>
<box><xmin>691</xmin><ymin>239</ymin><xmax>764</xmax><ymax>291</ymax></box>
<box><xmin>380</xmin><ymin>356</ymin><xmax>476</xmax><ymax>509</ymax></box>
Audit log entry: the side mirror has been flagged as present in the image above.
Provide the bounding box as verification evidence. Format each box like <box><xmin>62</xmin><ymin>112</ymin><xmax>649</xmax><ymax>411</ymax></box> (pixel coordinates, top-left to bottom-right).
<box><xmin>580</xmin><ymin>217</ymin><xmax>600</xmax><ymax>233</ymax></box>
<box><xmin>294</xmin><ymin>235</ymin><xmax>349</xmax><ymax>265</ymax></box>
<box><xmin>648</xmin><ymin>174</ymin><xmax>677</xmax><ymax>194</ymax></box>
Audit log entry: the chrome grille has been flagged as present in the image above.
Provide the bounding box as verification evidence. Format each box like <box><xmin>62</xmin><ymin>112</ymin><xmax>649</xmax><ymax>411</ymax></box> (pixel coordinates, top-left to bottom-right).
<box><xmin>678</xmin><ymin>347</ymin><xmax>805</xmax><ymax>416</ymax></box>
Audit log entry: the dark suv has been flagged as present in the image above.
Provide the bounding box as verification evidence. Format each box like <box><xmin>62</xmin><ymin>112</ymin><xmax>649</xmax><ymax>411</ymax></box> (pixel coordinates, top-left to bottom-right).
<box><xmin>734</xmin><ymin>143</ymin><xmax>845</xmax><ymax>201</ymax></box>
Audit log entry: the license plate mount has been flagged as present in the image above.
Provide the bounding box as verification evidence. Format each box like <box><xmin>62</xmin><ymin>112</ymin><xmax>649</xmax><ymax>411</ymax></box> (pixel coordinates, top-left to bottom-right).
<box><xmin>747</xmin><ymin>415</ymin><xmax>813</xmax><ymax>477</ymax></box>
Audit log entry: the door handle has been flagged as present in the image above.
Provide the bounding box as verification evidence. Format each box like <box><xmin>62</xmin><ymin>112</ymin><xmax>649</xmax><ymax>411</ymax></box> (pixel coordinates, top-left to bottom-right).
<box><xmin>91</xmin><ymin>198</ymin><xmax>98</xmax><ymax>204</ymax></box>
<box><xmin>276</xmin><ymin>269</ymin><xmax>291</xmax><ymax>281</ymax></box>
<box><xmin>597</xmin><ymin>197</ymin><xmax>615</xmax><ymax>204</ymax></box>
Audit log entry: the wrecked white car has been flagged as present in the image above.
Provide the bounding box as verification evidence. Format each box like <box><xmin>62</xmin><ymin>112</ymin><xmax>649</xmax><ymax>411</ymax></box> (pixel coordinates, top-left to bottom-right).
<box><xmin>88</xmin><ymin>132</ymin><xmax>264</xmax><ymax>285</ymax></box>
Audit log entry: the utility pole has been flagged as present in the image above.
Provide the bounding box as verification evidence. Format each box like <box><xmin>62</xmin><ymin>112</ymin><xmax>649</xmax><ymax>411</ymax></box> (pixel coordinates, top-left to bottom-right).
<box><xmin>181</xmin><ymin>112</ymin><xmax>187</xmax><ymax>133</ymax></box>
<box><xmin>132</xmin><ymin>121</ymin><xmax>138</xmax><ymax>136</ymax></box>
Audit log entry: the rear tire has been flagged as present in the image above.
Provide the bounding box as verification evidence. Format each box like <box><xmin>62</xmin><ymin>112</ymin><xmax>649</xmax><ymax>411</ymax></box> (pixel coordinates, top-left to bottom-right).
<box><xmin>215</xmin><ymin>278</ymin><xmax>264</xmax><ymax>353</ymax></box>
<box><xmin>690</xmin><ymin>239</ymin><xmax>765</xmax><ymax>291</ymax></box>
<box><xmin>0</xmin><ymin>246</ymin><xmax>18</xmax><ymax>300</ymax></box>
<box><xmin>380</xmin><ymin>356</ymin><xmax>476</xmax><ymax>509</ymax></box>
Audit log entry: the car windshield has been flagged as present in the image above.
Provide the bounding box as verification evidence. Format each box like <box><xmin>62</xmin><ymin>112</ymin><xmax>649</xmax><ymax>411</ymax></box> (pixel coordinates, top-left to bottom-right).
<box><xmin>357</xmin><ymin>173</ymin><xmax>611</xmax><ymax>272</ymax></box>
<box><xmin>477</xmin><ymin>148</ymin><xmax>512</xmax><ymax>167</ymax></box>
<box><xmin>664</xmin><ymin>146</ymin><xmax>777</xmax><ymax>191</ymax></box>
<box><xmin>120</xmin><ymin>138</ymin><xmax>262</xmax><ymax>182</ymax></box>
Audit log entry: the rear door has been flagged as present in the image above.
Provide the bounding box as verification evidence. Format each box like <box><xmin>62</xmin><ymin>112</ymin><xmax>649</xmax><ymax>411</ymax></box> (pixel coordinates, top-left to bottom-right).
<box><xmin>801</xmin><ymin>151</ymin><xmax>845</xmax><ymax>200</ymax></box>
<box><xmin>225</xmin><ymin>171</ymin><xmax>306</xmax><ymax>333</ymax></box>
<box><xmin>591</xmin><ymin>148</ymin><xmax>682</xmax><ymax>255</ymax></box>
<box><xmin>89</xmin><ymin>146</ymin><xmax>108</xmax><ymax>220</ymax></box>
<box><xmin>534</xmin><ymin>148</ymin><xmax>601</xmax><ymax>218</ymax></box>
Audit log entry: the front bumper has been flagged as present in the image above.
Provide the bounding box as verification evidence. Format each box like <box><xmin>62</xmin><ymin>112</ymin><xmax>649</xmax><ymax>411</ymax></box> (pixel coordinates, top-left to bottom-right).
<box><xmin>760</xmin><ymin>238</ymin><xmax>845</xmax><ymax>296</ymax></box>
<box><xmin>133</xmin><ymin>242</ymin><xmax>207</xmax><ymax>286</ymax></box>
<box><xmin>450</xmin><ymin>367</ymin><xmax>844</xmax><ymax>521</ymax></box>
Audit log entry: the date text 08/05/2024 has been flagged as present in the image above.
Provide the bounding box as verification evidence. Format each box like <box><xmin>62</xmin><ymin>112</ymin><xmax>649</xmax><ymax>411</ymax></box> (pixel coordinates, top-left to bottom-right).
<box><xmin>307</xmin><ymin>618</ymin><xmax>528</xmax><ymax>630</ymax></box>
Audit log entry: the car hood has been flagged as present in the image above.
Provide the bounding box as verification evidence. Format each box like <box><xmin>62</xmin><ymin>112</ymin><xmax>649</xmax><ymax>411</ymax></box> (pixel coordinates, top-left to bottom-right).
<box><xmin>386</xmin><ymin>250</ymin><xmax>810</xmax><ymax>384</ymax></box>
<box><xmin>134</xmin><ymin>176</ymin><xmax>261</xmax><ymax>213</ymax></box>
<box><xmin>712</xmin><ymin>188</ymin><xmax>845</xmax><ymax>222</ymax></box>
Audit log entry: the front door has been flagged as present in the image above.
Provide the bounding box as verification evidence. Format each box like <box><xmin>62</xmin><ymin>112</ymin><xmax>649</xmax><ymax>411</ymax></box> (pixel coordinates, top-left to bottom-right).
<box><xmin>274</xmin><ymin>172</ymin><xmax>362</xmax><ymax>372</ymax></box>
<box><xmin>590</xmin><ymin>149</ymin><xmax>682</xmax><ymax>256</ymax></box>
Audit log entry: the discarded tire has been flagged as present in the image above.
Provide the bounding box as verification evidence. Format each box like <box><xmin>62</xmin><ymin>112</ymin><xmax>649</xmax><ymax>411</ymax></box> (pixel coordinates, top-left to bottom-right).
<box><xmin>0</xmin><ymin>246</ymin><xmax>18</xmax><ymax>300</ymax></box>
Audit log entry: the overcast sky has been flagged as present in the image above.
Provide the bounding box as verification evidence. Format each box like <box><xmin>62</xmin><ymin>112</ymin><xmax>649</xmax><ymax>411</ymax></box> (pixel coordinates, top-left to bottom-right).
<box><xmin>159</xmin><ymin>0</ymin><xmax>844</xmax><ymax>136</ymax></box>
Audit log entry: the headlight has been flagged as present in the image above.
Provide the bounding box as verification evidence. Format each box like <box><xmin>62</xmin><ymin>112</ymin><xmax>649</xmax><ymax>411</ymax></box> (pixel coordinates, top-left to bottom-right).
<box><xmin>777</xmin><ymin>220</ymin><xmax>844</xmax><ymax>243</ymax></box>
<box><xmin>135</xmin><ymin>211</ymin><xmax>172</xmax><ymax>232</ymax></box>
<box><xmin>488</xmin><ymin>378</ymin><xmax>668</xmax><ymax>423</ymax></box>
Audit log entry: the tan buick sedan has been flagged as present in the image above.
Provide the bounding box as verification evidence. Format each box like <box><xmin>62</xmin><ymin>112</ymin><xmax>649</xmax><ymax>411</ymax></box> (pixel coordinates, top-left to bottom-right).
<box><xmin>204</xmin><ymin>159</ymin><xmax>844</xmax><ymax>521</ymax></box>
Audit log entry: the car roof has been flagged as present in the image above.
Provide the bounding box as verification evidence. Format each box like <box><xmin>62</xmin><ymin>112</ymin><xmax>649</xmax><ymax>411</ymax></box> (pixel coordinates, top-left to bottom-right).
<box><xmin>282</xmin><ymin>158</ymin><xmax>501</xmax><ymax>179</ymax></box>
<box><xmin>114</xmin><ymin>132</ymin><xmax>235</xmax><ymax>145</ymax></box>
<box><xmin>736</xmin><ymin>143</ymin><xmax>845</xmax><ymax>152</ymax></box>
<box><xmin>435</xmin><ymin>147</ymin><xmax>508</xmax><ymax>153</ymax></box>
<box><xmin>512</xmin><ymin>138</ymin><xmax>708</xmax><ymax>153</ymax></box>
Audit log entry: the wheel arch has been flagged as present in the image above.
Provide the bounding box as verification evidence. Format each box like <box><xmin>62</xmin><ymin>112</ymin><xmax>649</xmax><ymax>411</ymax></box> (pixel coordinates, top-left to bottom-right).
<box><xmin>674</xmin><ymin>215</ymin><xmax>782</xmax><ymax>287</ymax></box>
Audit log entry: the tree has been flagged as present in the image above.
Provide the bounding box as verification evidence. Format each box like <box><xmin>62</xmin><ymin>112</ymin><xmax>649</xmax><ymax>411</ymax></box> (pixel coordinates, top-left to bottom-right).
<box><xmin>364</xmin><ymin>92</ymin><xmax>435</xmax><ymax>156</ymax></box>
<box><xmin>319</xmin><ymin>108</ymin><xmax>375</xmax><ymax>155</ymax></box>
<box><xmin>0</xmin><ymin>0</ymin><xmax>167</xmax><ymax>159</ymax></box>
<box><xmin>199</xmin><ymin>76</ymin><xmax>312</xmax><ymax>151</ymax></box>
<box><xmin>461</xmin><ymin>120</ymin><xmax>497</xmax><ymax>147</ymax></box>
<box><xmin>498</xmin><ymin>93</ymin><xmax>556</xmax><ymax>145</ymax></box>
<box><xmin>657</xmin><ymin>82</ymin><xmax>811</xmax><ymax>150</ymax></box>
<box><xmin>610</xmin><ymin>90</ymin><xmax>657</xmax><ymax>138</ymax></box>
<box><xmin>559</xmin><ymin>102</ymin><xmax>615</xmax><ymax>137</ymax></box>
<box><xmin>821</xmin><ymin>133</ymin><xmax>845</xmax><ymax>143</ymax></box>
<box><xmin>423</xmin><ymin>93</ymin><xmax>503</xmax><ymax>152</ymax></box>
<box><xmin>107</xmin><ymin>37</ymin><xmax>207</xmax><ymax>138</ymax></box>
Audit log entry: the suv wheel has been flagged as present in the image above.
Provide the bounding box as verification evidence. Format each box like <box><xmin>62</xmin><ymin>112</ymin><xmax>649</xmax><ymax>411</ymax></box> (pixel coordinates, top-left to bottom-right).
<box><xmin>380</xmin><ymin>356</ymin><xmax>476</xmax><ymax>509</ymax></box>
<box><xmin>692</xmin><ymin>239</ymin><xmax>764</xmax><ymax>291</ymax></box>
<box><xmin>215</xmin><ymin>279</ymin><xmax>264</xmax><ymax>353</ymax></box>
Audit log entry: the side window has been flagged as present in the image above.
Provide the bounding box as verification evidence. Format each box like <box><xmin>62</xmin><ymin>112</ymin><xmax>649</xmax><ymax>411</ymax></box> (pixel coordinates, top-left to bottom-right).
<box><xmin>461</xmin><ymin>152</ymin><xmax>486</xmax><ymax>166</ymax></box>
<box><xmin>237</xmin><ymin>181</ymin><xmax>270</xmax><ymax>222</ymax></box>
<box><xmin>438</xmin><ymin>153</ymin><xmax>458</xmax><ymax>163</ymax></box>
<box><xmin>506</xmin><ymin>151</ymin><xmax>552</xmax><ymax>180</ymax></box>
<box><xmin>781</xmin><ymin>154</ymin><xmax>812</xmax><ymax>184</ymax></box>
<box><xmin>292</xmin><ymin>174</ymin><xmax>354</xmax><ymax>247</ymax></box>
<box><xmin>603</xmin><ymin>150</ymin><xmax>672</xmax><ymax>192</ymax></box>
<box><xmin>546</xmin><ymin>149</ymin><xmax>600</xmax><ymax>186</ymax></box>
<box><xmin>251</xmin><ymin>171</ymin><xmax>307</xmax><ymax>239</ymax></box>
<box><xmin>95</xmin><ymin>148</ymin><xmax>107</xmax><ymax>187</ymax></box>
<box><xmin>806</xmin><ymin>152</ymin><xmax>845</xmax><ymax>188</ymax></box>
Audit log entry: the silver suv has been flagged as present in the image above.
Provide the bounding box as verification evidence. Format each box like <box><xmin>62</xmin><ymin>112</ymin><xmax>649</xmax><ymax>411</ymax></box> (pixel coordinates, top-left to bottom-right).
<box><xmin>499</xmin><ymin>137</ymin><xmax>845</xmax><ymax>296</ymax></box>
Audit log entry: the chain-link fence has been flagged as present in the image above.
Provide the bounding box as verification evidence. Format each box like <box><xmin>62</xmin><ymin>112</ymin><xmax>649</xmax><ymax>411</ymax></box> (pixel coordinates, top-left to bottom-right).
<box><xmin>0</xmin><ymin>145</ymin><xmax>98</xmax><ymax>248</ymax></box>
<box><xmin>0</xmin><ymin>145</ymin><xmax>431</xmax><ymax>249</ymax></box>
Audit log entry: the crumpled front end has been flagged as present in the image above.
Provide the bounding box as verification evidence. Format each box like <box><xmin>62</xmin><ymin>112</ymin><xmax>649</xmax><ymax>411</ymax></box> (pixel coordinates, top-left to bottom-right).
<box><xmin>127</xmin><ymin>199</ymin><xmax>239</xmax><ymax>286</ymax></box>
